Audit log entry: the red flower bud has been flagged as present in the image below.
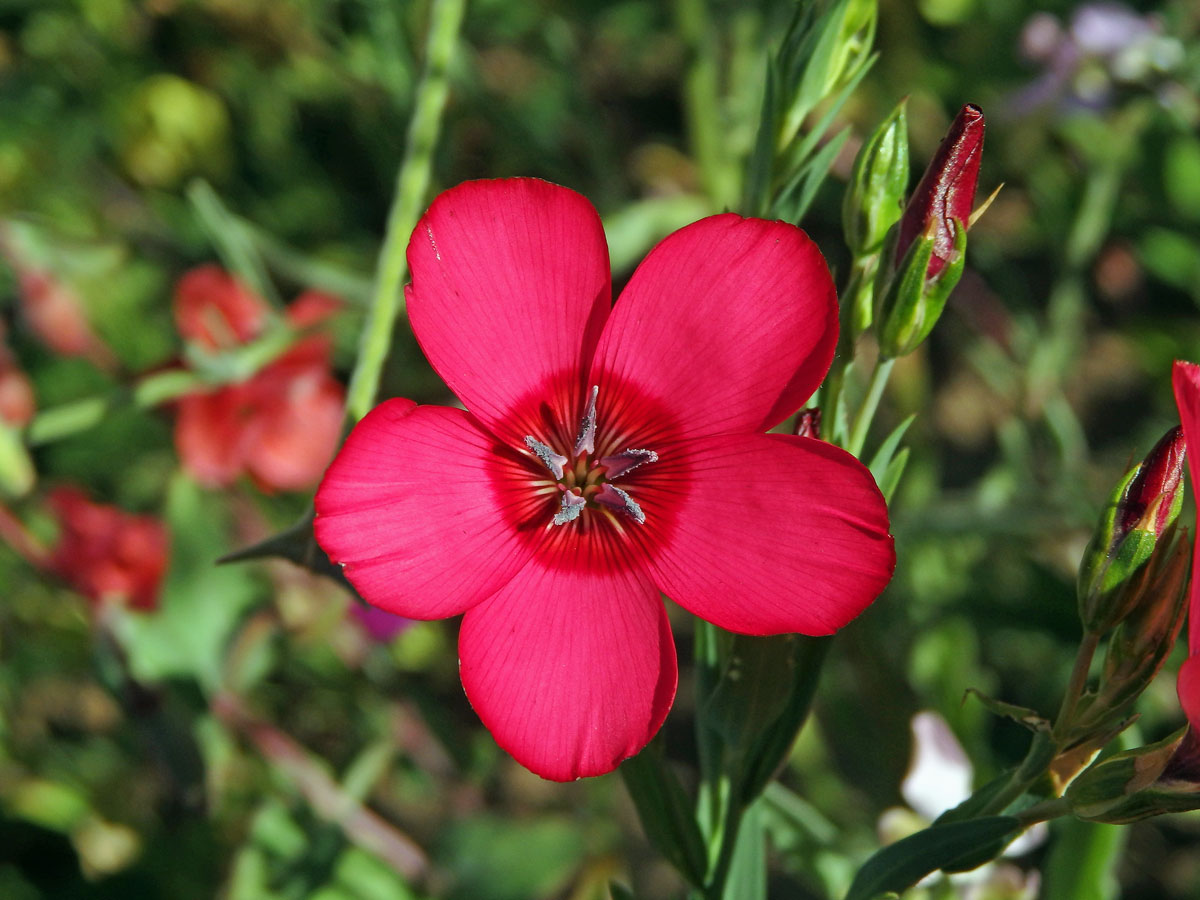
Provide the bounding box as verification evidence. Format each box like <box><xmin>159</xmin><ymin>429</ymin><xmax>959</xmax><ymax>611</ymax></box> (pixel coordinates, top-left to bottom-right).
<box><xmin>896</xmin><ymin>104</ymin><xmax>985</xmax><ymax>278</ymax></box>
<box><xmin>1114</xmin><ymin>425</ymin><xmax>1186</xmax><ymax>545</ymax></box>
<box><xmin>793</xmin><ymin>407</ymin><xmax>821</xmax><ymax>439</ymax></box>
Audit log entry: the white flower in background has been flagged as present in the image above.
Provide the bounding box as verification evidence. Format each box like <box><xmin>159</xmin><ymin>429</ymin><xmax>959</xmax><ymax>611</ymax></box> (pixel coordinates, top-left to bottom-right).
<box><xmin>878</xmin><ymin>711</ymin><xmax>1044</xmax><ymax>899</ymax></box>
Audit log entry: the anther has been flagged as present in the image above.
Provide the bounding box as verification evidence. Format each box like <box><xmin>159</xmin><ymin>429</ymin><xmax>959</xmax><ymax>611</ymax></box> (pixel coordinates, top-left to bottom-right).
<box><xmin>573</xmin><ymin>385</ymin><xmax>599</xmax><ymax>457</ymax></box>
<box><xmin>599</xmin><ymin>448</ymin><xmax>658</xmax><ymax>479</ymax></box>
<box><xmin>553</xmin><ymin>490</ymin><xmax>587</xmax><ymax>525</ymax></box>
<box><xmin>595</xmin><ymin>483</ymin><xmax>646</xmax><ymax>524</ymax></box>
<box><xmin>525</xmin><ymin>436</ymin><xmax>568</xmax><ymax>479</ymax></box>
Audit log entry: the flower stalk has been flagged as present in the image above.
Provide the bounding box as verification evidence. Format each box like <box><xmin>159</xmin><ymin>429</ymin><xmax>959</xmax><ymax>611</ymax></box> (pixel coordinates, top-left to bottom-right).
<box><xmin>345</xmin><ymin>0</ymin><xmax>466</xmax><ymax>422</ymax></box>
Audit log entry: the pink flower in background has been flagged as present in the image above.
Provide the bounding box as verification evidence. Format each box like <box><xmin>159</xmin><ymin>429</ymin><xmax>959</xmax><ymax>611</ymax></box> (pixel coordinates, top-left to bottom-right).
<box><xmin>46</xmin><ymin>487</ymin><xmax>168</xmax><ymax>612</ymax></box>
<box><xmin>172</xmin><ymin>267</ymin><xmax>345</xmax><ymax>492</ymax></box>
<box><xmin>350</xmin><ymin>603</ymin><xmax>413</xmax><ymax>643</ymax></box>
<box><xmin>316</xmin><ymin>179</ymin><xmax>895</xmax><ymax>780</ymax></box>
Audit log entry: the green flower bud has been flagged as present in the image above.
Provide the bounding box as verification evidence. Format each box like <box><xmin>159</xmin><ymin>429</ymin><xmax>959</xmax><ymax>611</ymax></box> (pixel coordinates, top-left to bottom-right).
<box><xmin>843</xmin><ymin>99</ymin><xmax>909</xmax><ymax>258</ymax></box>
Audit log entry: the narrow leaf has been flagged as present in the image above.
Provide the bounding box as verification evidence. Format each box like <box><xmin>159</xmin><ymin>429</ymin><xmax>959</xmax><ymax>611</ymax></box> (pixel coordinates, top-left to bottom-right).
<box><xmin>620</xmin><ymin>746</ymin><xmax>709</xmax><ymax>889</ymax></box>
<box><xmin>844</xmin><ymin>817</ymin><xmax>1022</xmax><ymax>900</ymax></box>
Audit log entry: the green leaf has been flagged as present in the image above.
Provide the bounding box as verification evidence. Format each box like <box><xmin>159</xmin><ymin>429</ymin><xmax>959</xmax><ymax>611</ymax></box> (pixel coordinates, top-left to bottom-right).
<box><xmin>964</xmin><ymin>688</ymin><xmax>1051</xmax><ymax>733</ymax></box>
<box><xmin>867</xmin><ymin>414</ymin><xmax>915</xmax><ymax>482</ymax></box>
<box><xmin>877</xmin><ymin>447</ymin><xmax>910</xmax><ymax>504</ymax></box>
<box><xmin>843</xmin><ymin>817</ymin><xmax>1021</xmax><ymax>900</ymax></box>
<box><xmin>115</xmin><ymin>474</ymin><xmax>260</xmax><ymax>692</ymax></box>
<box><xmin>738</xmin><ymin>635</ymin><xmax>832</xmax><ymax>803</ymax></box>
<box><xmin>620</xmin><ymin>745</ymin><xmax>708</xmax><ymax>889</ymax></box>
<box><xmin>721</xmin><ymin>799</ymin><xmax>766</xmax><ymax>900</ymax></box>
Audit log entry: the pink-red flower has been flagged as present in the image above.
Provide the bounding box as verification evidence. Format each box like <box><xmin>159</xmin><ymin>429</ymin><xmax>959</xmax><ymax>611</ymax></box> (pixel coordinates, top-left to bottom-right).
<box><xmin>315</xmin><ymin>179</ymin><xmax>895</xmax><ymax>780</ymax></box>
<box><xmin>45</xmin><ymin>487</ymin><xmax>169</xmax><ymax>612</ymax></box>
<box><xmin>173</xmin><ymin>266</ymin><xmax>345</xmax><ymax>492</ymax></box>
<box><xmin>1171</xmin><ymin>361</ymin><xmax>1200</xmax><ymax>733</ymax></box>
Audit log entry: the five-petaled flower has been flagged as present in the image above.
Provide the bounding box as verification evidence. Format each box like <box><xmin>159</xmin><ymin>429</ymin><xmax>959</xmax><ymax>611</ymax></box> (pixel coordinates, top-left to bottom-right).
<box><xmin>315</xmin><ymin>179</ymin><xmax>895</xmax><ymax>781</ymax></box>
<box><xmin>173</xmin><ymin>265</ymin><xmax>345</xmax><ymax>492</ymax></box>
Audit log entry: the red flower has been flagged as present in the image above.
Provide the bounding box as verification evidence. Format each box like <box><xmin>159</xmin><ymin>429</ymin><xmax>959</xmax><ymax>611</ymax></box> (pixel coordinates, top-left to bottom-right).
<box><xmin>172</xmin><ymin>268</ymin><xmax>345</xmax><ymax>491</ymax></box>
<box><xmin>315</xmin><ymin>179</ymin><xmax>895</xmax><ymax>780</ymax></box>
<box><xmin>1172</xmin><ymin>361</ymin><xmax>1200</xmax><ymax>731</ymax></box>
<box><xmin>45</xmin><ymin>487</ymin><xmax>168</xmax><ymax>611</ymax></box>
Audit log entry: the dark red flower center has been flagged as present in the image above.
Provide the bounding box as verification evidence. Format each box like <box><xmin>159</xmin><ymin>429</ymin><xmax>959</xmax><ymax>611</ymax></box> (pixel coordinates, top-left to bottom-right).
<box><xmin>523</xmin><ymin>385</ymin><xmax>658</xmax><ymax>529</ymax></box>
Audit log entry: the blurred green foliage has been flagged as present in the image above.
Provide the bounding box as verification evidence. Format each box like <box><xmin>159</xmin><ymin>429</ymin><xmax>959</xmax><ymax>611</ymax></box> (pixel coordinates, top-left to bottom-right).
<box><xmin>1</xmin><ymin>0</ymin><xmax>1200</xmax><ymax>897</ymax></box>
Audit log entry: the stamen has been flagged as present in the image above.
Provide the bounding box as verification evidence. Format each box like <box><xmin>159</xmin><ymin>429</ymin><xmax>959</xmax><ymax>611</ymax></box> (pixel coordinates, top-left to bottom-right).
<box><xmin>553</xmin><ymin>490</ymin><xmax>587</xmax><ymax>525</ymax></box>
<box><xmin>595</xmin><ymin>484</ymin><xmax>646</xmax><ymax>524</ymax></box>
<box><xmin>573</xmin><ymin>385</ymin><xmax>599</xmax><ymax>457</ymax></box>
<box><xmin>525</xmin><ymin>436</ymin><xmax>568</xmax><ymax>479</ymax></box>
<box><xmin>599</xmin><ymin>448</ymin><xmax>658</xmax><ymax>479</ymax></box>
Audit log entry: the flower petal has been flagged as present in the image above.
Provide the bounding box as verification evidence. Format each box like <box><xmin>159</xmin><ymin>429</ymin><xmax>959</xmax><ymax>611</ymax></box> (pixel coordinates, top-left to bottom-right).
<box><xmin>175</xmin><ymin>387</ymin><xmax>255</xmax><ymax>487</ymax></box>
<box><xmin>1178</xmin><ymin>656</ymin><xmax>1200</xmax><ymax>733</ymax></box>
<box><xmin>591</xmin><ymin>214</ymin><xmax>837</xmax><ymax>439</ymax></box>
<box><xmin>640</xmin><ymin>433</ymin><xmax>894</xmax><ymax>635</ymax></box>
<box><xmin>406</xmin><ymin>178</ymin><xmax>612</xmax><ymax>446</ymax></box>
<box><xmin>1172</xmin><ymin>359</ymin><xmax>1200</xmax><ymax>654</ymax></box>
<box><xmin>314</xmin><ymin>400</ymin><xmax>539</xmax><ymax>619</ymax></box>
<box><xmin>245</xmin><ymin>343</ymin><xmax>345</xmax><ymax>492</ymax></box>
<box><xmin>459</xmin><ymin>554</ymin><xmax>676</xmax><ymax>781</ymax></box>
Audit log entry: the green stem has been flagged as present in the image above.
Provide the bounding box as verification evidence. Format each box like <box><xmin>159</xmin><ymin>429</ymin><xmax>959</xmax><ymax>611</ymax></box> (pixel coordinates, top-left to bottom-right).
<box><xmin>344</xmin><ymin>0</ymin><xmax>466</xmax><ymax>422</ymax></box>
<box><xmin>27</xmin><ymin>369</ymin><xmax>206</xmax><ymax>446</ymax></box>
<box><xmin>1016</xmin><ymin>796</ymin><xmax>1072</xmax><ymax>827</ymax></box>
<box><xmin>977</xmin><ymin>729</ymin><xmax>1057</xmax><ymax>817</ymax></box>
<box><xmin>1053</xmin><ymin>630</ymin><xmax>1101</xmax><ymax>742</ymax></box>
<box><xmin>845</xmin><ymin>355</ymin><xmax>894</xmax><ymax>458</ymax></box>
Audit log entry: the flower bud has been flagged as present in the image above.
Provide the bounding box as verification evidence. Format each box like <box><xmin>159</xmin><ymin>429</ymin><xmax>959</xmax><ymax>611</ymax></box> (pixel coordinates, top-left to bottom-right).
<box><xmin>1067</xmin><ymin>728</ymin><xmax>1191</xmax><ymax>823</ymax></box>
<box><xmin>794</xmin><ymin>407</ymin><xmax>821</xmax><ymax>439</ymax></box>
<box><xmin>1078</xmin><ymin>426</ymin><xmax>1186</xmax><ymax>634</ymax></box>
<box><xmin>895</xmin><ymin>104</ymin><xmax>985</xmax><ymax>278</ymax></box>
<box><xmin>1078</xmin><ymin>532</ymin><xmax>1189</xmax><ymax>733</ymax></box>
<box><xmin>871</xmin><ymin>105</ymin><xmax>985</xmax><ymax>359</ymax></box>
<box><xmin>843</xmin><ymin>99</ymin><xmax>909</xmax><ymax>258</ymax></box>
<box><xmin>873</xmin><ymin>214</ymin><xmax>967</xmax><ymax>359</ymax></box>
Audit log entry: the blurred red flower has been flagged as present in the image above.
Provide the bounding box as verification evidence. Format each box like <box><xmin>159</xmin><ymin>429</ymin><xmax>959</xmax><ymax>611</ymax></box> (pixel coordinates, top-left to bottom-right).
<box><xmin>45</xmin><ymin>487</ymin><xmax>168</xmax><ymax>612</ymax></box>
<box><xmin>172</xmin><ymin>266</ymin><xmax>345</xmax><ymax>491</ymax></box>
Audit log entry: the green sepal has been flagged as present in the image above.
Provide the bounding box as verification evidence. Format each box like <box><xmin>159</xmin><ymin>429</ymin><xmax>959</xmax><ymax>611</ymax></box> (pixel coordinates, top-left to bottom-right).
<box><xmin>843</xmin><ymin>816</ymin><xmax>1022</xmax><ymax>900</ymax></box>
<box><xmin>875</xmin><ymin>217</ymin><xmax>967</xmax><ymax>359</ymax></box>
<box><xmin>1067</xmin><ymin>728</ymin><xmax>1186</xmax><ymax>822</ymax></box>
<box><xmin>619</xmin><ymin>743</ymin><xmax>709</xmax><ymax>889</ymax></box>
<box><xmin>843</xmin><ymin>99</ymin><xmax>909</xmax><ymax>257</ymax></box>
